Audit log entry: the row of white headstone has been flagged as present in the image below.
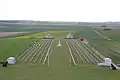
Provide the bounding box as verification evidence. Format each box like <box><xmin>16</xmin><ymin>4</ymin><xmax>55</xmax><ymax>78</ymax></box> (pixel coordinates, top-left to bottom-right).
<box><xmin>5</xmin><ymin>57</ymin><xmax>117</xmax><ymax>67</ymax></box>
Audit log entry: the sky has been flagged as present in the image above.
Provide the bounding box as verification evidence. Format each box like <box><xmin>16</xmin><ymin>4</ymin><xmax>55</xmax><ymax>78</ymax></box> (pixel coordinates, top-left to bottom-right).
<box><xmin>0</xmin><ymin>0</ymin><xmax>120</xmax><ymax>22</ymax></box>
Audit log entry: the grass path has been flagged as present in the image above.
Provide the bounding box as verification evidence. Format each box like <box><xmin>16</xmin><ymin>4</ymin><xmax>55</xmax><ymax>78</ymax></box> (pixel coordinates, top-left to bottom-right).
<box><xmin>48</xmin><ymin>40</ymin><xmax>72</xmax><ymax>80</ymax></box>
<box><xmin>0</xmin><ymin>38</ymin><xmax>35</xmax><ymax>60</ymax></box>
<box><xmin>50</xmin><ymin>40</ymin><xmax>69</xmax><ymax>66</ymax></box>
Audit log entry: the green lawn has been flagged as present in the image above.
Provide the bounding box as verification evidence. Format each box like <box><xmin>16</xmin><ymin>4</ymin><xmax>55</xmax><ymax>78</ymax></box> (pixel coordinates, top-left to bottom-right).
<box><xmin>74</xmin><ymin>27</ymin><xmax>120</xmax><ymax>63</ymax></box>
<box><xmin>0</xmin><ymin>39</ymin><xmax>120</xmax><ymax>80</ymax></box>
<box><xmin>95</xmin><ymin>29</ymin><xmax>120</xmax><ymax>41</ymax></box>
<box><xmin>50</xmin><ymin>40</ymin><xmax>70</xmax><ymax>67</ymax></box>
<box><xmin>0</xmin><ymin>64</ymin><xmax>120</xmax><ymax>80</ymax></box>
<box><xmin>92</xmin><ymin>29</ymin><xmax>120</xmax><ymax>63</ymax></box>
<box><xmin>0</xmin><ymin>28</ymin><xmax>120</xmax><ymax>80</ymax></box>
<box><xmin>0</xmin><ymin>38</ymin><xmax>35</xmax><ymax>60</ymax></box>
<box><xmin>17</xmin><ymin>30</ymin><xmax>73</xmax><ymax>38</ymax></box>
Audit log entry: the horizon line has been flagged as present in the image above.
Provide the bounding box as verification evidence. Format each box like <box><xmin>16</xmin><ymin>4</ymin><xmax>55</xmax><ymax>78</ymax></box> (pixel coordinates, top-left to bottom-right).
<box><xmin>0</xmin><ymin>20</ymin><xmax>120</xmax><ymax>23</ymax></box>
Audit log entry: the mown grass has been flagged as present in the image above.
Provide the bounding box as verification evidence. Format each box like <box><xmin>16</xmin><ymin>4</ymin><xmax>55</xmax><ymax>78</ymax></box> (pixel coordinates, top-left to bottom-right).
<box><xmin>74</xmin><ymin>27</ymin><xmax>120</xmax><ymax>63</ymax></box>
<box><xmin>0</xmin><ymin>28</ymin><xmax>120</xmax><ymax>80</ymax></box>
<box><xmin>96</xmin><ymin>29</ymin><xmax>120</xmax><ymax>41</ymax></box>
<box><xmin>17</xmin><ymin>30</ymin><xmax>73</xmax><ymax>38</ymax></box>
<box><xmin>0</xmin><ymin>38</ymin><xmax>35</xmax><ymax>60</ymax></box>
<box><xmin>0</xmin><ymin>39</ymin><xmax>120</xmax><ymax>80</ymax></box>
<box><xmin>1</xmin><ymin>64</ymin><xmax>120</xmax><ymax>80</ymax></box>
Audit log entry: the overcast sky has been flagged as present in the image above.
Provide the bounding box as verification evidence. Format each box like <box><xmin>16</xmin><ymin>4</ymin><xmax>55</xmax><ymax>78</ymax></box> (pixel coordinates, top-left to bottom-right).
<box><xmin>0</xmin><ymin>0</ymin><xmax>120</xmax><ymax>22</ymax></box>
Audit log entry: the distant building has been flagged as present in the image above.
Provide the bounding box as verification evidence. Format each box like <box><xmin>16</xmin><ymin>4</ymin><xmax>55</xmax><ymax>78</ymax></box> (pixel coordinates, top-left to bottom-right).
<box><xmin>66</xmin><ymin>34</ymin><xmax>73</xmax><ymax>38</ymax></box>
<box><xmin>45</xmin><ymin>34</ymin><xmax>52</xmax><ymax>38</ymax></box>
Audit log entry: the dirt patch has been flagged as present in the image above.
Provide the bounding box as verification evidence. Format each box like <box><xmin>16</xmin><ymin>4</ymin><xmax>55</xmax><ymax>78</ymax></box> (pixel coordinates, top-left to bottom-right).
<box><xmin>80</xmin><ymin>38</ymin><xmax>89</xmax><ymax>44</ymax></box>
<box><xmin>0</xmin><ymin>32</ymin><xmax>26</xmax><ymax>37</ymax></box>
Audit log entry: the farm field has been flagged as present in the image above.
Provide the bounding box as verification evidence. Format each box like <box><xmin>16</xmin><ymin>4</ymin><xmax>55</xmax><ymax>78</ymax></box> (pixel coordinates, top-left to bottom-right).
<box><xmin>0</xmin><ymin>32</ymin><xmax>27</xmax><ymax>37</ymax></box>
<box><xmin>0</xmin><ymin>26</ymin><xmax>120</xmax><ymax>80</ymax></box>
<box><xmin>0</xmin><ymin>24</ymin><xmax>74</xmax><ymax>32</ymax></box>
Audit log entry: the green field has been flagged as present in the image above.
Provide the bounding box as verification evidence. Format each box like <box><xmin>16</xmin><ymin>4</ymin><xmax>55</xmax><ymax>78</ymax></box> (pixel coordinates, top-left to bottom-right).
<box><xmin>0</xmin><ymin>26</ymin><xmax>120</xmax><ymax>80</ymax></box>
<box><xmin>0</xmin><ymin>38</ymin><xmax>36</xmax><ymax>60</ymax></box>
<box><xmin>0</xmin><ymin>24</ymin><xmax>74</xmax><ymax>32</ymax></box>
<box><xmin>16</xmin><ymin>30</ymin><xmax>73</xmax><ymax>38</ymax></box>
<box><xmin>74</xmin><ymin>27</ymin><xmax>120</xmax><ymax>63</ymax></box>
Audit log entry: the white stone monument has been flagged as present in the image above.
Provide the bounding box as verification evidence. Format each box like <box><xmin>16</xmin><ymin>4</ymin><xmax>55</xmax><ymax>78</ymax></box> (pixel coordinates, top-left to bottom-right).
<box><xmin>7</xmin><ymin>57</ymin><xmax>16</xmax><ymax>64</ymax></box>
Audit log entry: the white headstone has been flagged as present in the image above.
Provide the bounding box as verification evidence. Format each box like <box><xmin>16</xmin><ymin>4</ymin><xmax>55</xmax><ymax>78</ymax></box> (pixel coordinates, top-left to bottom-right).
<box><xmin>97</xmin><ymin>58</ymin><xmax>112</xmax><ymax>67</ymax></box>
<box><xmin>104</xmin><ymin>58</ymin><xmax>112</xmax><ymax>66</ymax></box>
